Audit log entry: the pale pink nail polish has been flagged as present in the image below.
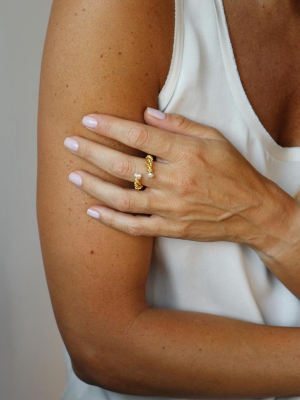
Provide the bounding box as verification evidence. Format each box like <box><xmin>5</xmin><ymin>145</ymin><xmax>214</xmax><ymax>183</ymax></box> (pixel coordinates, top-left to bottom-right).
<box><xmin>64</xmin><ymin>137</ymin><xmax>79</xmax><ymax>151</ymax></box>
<box><xmin>82</xmin><ymin>116</ymin><xmax>98</xmax><ymax>128</ymax></box>
<box><xmin>69</xmin><ymin>172</ymin><xmax>82</xmax><ymax>186</ymax></box>
<box><xmin>87</xmin><ymin>208</ymin><xmax>100</xmax><ymax>219</ymax></box>
<box><xmin>147</xmin><ymin>107</ymin><xmax>166</xmax><ymax>120</ymax></box>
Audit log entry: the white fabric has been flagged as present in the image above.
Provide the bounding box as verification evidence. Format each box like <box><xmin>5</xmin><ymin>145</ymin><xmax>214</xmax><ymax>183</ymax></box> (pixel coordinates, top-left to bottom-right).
<box><xmin>60</xmin><ymin>1</ymin><xmax>300</xmax><ymax>399</ymax></box>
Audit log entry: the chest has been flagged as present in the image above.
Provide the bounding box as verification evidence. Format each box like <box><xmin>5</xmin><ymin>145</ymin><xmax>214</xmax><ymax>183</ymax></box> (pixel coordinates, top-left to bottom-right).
<box><xmin>222</xmin><ymin>0</ymin><xmax>300</xmax><ymax>148</ymax></box>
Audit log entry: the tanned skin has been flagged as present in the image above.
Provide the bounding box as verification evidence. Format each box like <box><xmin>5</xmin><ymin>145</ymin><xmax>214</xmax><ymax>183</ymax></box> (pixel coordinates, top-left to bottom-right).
<box><xmin>37</xmin><ymin>0</ymin><xmax>300</xmax><ymax>398</ymax></box>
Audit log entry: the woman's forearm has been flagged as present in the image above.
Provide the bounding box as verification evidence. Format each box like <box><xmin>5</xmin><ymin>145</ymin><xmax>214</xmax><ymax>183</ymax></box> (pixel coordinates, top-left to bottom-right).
<box><xmin>84</xmin><ymin>307</ymin><xmax>300</xmax><ymax>398</ymax></box>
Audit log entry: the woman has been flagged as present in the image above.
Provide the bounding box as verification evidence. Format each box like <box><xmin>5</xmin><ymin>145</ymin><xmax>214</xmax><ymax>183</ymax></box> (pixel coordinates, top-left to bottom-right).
<box><xmin>37</xmin><ymin>0</ymin><xmax>300</xmax><ymax>399</ymax></box>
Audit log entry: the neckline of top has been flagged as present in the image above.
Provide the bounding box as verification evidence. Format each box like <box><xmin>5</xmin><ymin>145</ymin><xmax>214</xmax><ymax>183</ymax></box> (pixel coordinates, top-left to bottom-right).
<box><xmin>214</xmin><ymin>0</ymin><xmax>300</xmax><ymax>162</ymax></box>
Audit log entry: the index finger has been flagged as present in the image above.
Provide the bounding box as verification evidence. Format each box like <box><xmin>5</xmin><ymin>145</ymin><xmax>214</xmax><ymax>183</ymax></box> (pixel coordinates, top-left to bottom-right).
<box><xmin>81</xmin><ymin>113</ymin><xmax>181</xmax><ymax>161</ymax></box>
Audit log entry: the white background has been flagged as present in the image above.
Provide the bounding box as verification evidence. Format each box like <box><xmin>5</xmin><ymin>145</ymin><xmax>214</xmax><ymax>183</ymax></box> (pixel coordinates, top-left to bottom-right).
<box><xmin>0</xmin><ymin>0</ymin><xmax>66</xmax><ymax>399</ymax></box>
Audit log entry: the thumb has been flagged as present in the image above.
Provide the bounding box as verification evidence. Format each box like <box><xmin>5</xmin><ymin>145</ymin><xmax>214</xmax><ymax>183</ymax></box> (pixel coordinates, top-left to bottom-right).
<box><xmin>144</xmin><ymin>107</ymin><xmax>227</xmax><ymax>142</ymax></box>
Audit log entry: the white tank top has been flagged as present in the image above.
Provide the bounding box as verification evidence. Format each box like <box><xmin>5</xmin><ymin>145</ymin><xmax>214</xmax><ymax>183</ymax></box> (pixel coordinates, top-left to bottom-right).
<box><xmin>60</xmin><ymin>1</ymin><xmax>300</xmax><ymax>399</ymax></box>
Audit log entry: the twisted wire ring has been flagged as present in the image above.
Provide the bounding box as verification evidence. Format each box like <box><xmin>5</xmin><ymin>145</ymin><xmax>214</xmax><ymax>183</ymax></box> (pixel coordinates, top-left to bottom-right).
<box><xmin>133</xmin><ymin>154</ymin><xmax>155</xmax><ymax>190</ymax></box>
<box><xmin>145</xmin><ymin>155</ymin><xmax>154</xmax><ymax>179</ymax></box>
<box><xmin>134</xmin><ymin>173</ymin><xmax>143</xmax><ymax>190</ymax></box>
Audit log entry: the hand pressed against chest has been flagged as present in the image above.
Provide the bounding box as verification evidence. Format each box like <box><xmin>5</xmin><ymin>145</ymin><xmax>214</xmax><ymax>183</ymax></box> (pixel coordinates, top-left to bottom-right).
<box><xmin>222</xmin><ymin>0</ymin><xmax>300</xmax><ymax>148</ymax></box>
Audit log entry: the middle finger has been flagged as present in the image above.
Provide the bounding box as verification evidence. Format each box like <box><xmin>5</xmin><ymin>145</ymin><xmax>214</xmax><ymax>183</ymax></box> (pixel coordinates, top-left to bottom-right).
<box><xmin>64</xmin><ymin>135</ymin><xmax>172</xmax><ymax>189</ymax></box>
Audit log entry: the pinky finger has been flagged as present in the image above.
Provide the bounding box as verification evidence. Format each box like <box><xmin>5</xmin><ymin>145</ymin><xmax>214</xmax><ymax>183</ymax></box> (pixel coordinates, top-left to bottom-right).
<box><xmin>86</xmin><ymin>206</ymin><xmax>163</xmax><ymax>237</ymax></box>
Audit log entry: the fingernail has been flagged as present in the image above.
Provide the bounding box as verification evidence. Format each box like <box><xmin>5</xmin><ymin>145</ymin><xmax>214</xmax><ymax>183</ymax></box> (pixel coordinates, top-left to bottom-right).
<box><xmin>87</xmin><ymin>208</ymin><xmax>100</xmax><ymax>219</ymax></box>
<box><xmin>82</xmin><ymin>115</ymin><xmax>98</xmax><ymax>128</ymax></box>
<box><xmin>146</xmin><ymin>107</ymin><xmax>166</xmax><ymax>120</ymax></box>
<box><xmin>64</xmin><ymin>137</ymin><xmax>79</xmax><ymax>151</ymax></box>
<box><xmin>69</xmin><ymin>172</ymin><xmax>82</xmax><ymax>186</ymax></box>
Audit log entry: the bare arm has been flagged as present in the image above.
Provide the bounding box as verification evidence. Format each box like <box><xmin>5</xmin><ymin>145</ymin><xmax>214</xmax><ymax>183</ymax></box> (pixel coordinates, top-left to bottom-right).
<box><xmin>37</xmin><ymin>0</ymin><xmax>173</xmax><ymax>376</ymax></box>
<box><xmin>37</xmin><ymin>1</ymin><xmax>300</xmax><ymax>398</ymax></box>
<box><xmin>90</xmin><ymin>307</ymin><xmax>300</xmax><ymax>399</ymax></box>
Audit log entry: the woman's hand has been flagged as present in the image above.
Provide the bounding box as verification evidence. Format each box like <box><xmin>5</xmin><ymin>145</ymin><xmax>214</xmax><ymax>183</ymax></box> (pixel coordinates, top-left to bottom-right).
<box><xmin>63</xmin><ymin>107</ymin><xmax>292</xmax><ymax>247</ymax></box>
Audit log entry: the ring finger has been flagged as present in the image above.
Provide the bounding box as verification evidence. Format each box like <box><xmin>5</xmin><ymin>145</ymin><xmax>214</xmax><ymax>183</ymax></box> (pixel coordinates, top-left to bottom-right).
<box><xmin>64</xmin><ymin>135</ymin><xmax>171</xmax><ymax>189</ymax></box>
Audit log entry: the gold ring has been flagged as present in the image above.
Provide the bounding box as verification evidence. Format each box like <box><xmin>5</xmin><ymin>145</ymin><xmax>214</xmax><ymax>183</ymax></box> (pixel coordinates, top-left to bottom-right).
<box><xmin>134</xmin><ymin>173</ymin><xmax>143</xmax><ymax>190</ymax></box>
<box><xmin>145</xmin><ymin>155</ymin><xmax>154</xmax><ymax>178</ymax></box>
<box><xmin>134</xmin><ymin>155</ymin><xmax>154</xmax><ymax>190</ymax></box>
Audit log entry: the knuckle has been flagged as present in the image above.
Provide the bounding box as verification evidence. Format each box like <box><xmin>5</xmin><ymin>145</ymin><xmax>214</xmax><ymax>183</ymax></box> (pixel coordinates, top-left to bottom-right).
<box><xmin>171</xmin><ymin>221</ymin><xmax>190</xmax><ymax>239</ymax></box>
<box><xmin>127</xmin><ymin>223</ymin><xmax>144</xmax><ymax>236</ymax></box>
<box><xmin>174</xmin><ymin>114</ymin><xmax>194</xmax><ymax>131</ymax></box>
<box><xmin>105</xmin><ymin>213</ymin><xmax>113</xmax><ymax>225</ymax></box>
<box><xmin>83</xmin><ymin>144</ymin><xmax>95</xmax><ymax>161</ymax></box>
<box><xmin>164</xmin><ymin>133</ymin><xmax>179</xmax><ymax>157</ymax></box>
<box><xmin>141</xmin><ymin>193</ymin><xmax>151</xmax><ymax>211</ymax></box>
<box><xmin>207</xmin><ymin>127</ymin><xmax>220</xmax><ymax>138</ymax></box>
<box><xmin>128</xmin><ymin>126</ymin><xmax>150</xmax><ymax>148</ymax></box>
<box><xmin>111</xmin><ymin>157</ymin><xmax>133</xmax><ymax>177</ymax></box>
<box><xmin>177</xmin><ymin>222</ymin><xmax>190</xmax><ymax>239</ymax></box>
<box><xmin>103</xmin><ymin>211</ymin><xmax>115</xmax><ymax>227</ymax></box>
<box><xmin>104</xmin><ymin>120</ymin><xmax>113</xmax><ymax>135</ymax></box>
<box><xmin>173</xmin><ymin>204</ymin><xmax>189</xmax><ymax>219</ymax></box>
<box><xmin>114</xmin><ymin>193</ymin><xmax>133</xmax><ymax>212</ymax></box>
<box><xmin>88</xmin><ymin>178</ymin><xmax>99</xmax><ymax>196</ymax></box>
<box><xmin>209</xmin><ymin>127</ymin><xmax>219</xmax><ymax>135</ymax></box>
<box><xmin>176</xmin><ymin>174</ymin><xmax>193</xmax><ymax>196</ymax></box>
<box><xmin>187</xmin><ymin>145</ymin><xmax>203</xmax><ymax>164</ymax></box>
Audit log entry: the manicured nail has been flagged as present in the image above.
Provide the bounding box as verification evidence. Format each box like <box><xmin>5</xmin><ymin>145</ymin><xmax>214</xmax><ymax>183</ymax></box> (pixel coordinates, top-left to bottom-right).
<box><xmin>69</xmin><ymin>172</ymin><xmax>82</xmax><ymax>186</ymax></box>
<box><xmin>82</xmin><ymin>115</ymin><xmax>98</xmax><ymax>128</ymax></box>
<box><xmin>64</xmin><ymin>137</ymin><xmax>79</xmax><ymax>151</ymax></box>
<box><xmin>87</xmin><ymin>208</ymin><xmax>100</xmax><ymax>219</ymax></box>
<box><xmin>147</xmin><ymin>107</ymin><xmax>166</xmax><ymax>120</ymax></box>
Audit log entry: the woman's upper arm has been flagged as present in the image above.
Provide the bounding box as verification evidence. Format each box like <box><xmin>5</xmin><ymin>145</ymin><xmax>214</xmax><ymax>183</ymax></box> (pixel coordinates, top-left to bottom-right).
<box><xmin>37</xmin><ymin>0</ymin><xmax>174</xmax><ymax>375</ymax></box>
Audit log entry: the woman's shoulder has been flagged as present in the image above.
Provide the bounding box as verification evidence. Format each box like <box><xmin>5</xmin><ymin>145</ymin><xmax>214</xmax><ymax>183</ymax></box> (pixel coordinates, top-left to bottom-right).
<box><xmin>48</xmin><ymin>0</ymin><xmax>175</xmax><ymax>94</ymax></box>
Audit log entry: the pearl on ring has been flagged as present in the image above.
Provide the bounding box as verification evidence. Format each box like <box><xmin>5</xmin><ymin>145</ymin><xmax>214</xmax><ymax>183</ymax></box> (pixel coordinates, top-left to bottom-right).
<box><xmin>134</xmin><ymin>173</ymin><xmax>142</xmax><ymax>178</ymax></box>
<box><xmin>145</xmin><ymin>154</ymin><xmax>154</xmax><ymax>179</ymax></box>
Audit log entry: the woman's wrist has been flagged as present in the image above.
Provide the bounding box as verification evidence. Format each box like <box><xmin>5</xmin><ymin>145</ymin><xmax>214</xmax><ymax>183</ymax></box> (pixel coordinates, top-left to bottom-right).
<box><xmin>246</xmin><ymin>178</ymin><xmax>300</xmax><ymax>297</ymax></box>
